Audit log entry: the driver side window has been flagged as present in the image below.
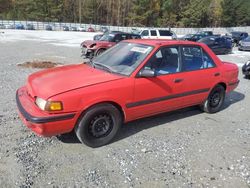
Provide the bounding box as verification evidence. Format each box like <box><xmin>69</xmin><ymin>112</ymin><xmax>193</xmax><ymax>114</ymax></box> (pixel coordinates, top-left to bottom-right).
<box><xmin>144</xmin><ymin>46</ymin><xmax>180</xmax><ymax>75</ymax></box>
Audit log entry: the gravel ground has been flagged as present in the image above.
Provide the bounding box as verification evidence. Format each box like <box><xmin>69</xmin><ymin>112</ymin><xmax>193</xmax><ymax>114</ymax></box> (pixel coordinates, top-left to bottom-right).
<box><xmin>0</xmin><ymin>35</ymin><xmax>250</xmax><ymax>188</ymax></box>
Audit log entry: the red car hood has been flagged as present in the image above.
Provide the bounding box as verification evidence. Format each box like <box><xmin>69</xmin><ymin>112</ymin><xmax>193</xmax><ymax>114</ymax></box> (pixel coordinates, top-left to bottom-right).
<box><xmin>27</xmin><ymin>64</ymin><xmax>123</xmax><ymax>99</ymax></box>
<box><xmin>82</xmin><ymin>40</ymin><xmax>115</xmax><ymax>47</ymax></box>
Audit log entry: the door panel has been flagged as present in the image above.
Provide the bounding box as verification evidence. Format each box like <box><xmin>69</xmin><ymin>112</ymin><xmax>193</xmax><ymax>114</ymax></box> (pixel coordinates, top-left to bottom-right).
<box><xmin>175</xmin><ymin>69</ymin><xmax>218</xmax><ymax>106</ymax></box>
<box><xmin>127</xmin><ymin>75</ymin><xmax>185</xmax><ymax>119</ymax></box>
<box><xmin>179</xmin><ymin>46</ymin><xmax>220</xmax><ymax>106</ymax></box>
<box><xmin>127</xmin><ymin>46</ymin><xmax>185</xmax><ymax>119</ymax></box>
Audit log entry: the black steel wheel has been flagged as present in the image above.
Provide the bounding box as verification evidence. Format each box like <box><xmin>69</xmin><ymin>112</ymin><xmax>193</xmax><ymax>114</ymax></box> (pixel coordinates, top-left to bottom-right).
<box><xmin>200</xmin><ymin>85</ymin><xmax>225</xmax><ymax>114</ymax></box>
<box><xmin>75</xmin><ymin>103</ymin><xmax>122</xmax><ymax>147</ymax></box>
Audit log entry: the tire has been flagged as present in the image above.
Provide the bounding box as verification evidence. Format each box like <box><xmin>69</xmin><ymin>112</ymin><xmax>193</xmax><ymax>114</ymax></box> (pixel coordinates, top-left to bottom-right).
<box><xmin>245</xmin><ymin>75</ymin><xmax>250</xmax><ymax>79</ymax></box>
<box><xmin>75</xmin><ymin>103</ymin><xmax>122</xmax><ymax>148</ymax></box>
<box><xmin>95</xmin><ymin>49</ymin><xmax>105</xmax><ymax>56</ymax></box>
<box><xmin>200</xmin><ymin>85</ymin><xmax>225</xmax><ymax>114</ymax></box>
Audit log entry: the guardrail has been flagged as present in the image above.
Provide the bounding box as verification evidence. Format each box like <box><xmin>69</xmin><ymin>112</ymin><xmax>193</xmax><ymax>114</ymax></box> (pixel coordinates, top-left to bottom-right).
<box><xmin>1</xmin><ymin>20</ymin><xmax>250</xmax><ymax>35</ymax></box>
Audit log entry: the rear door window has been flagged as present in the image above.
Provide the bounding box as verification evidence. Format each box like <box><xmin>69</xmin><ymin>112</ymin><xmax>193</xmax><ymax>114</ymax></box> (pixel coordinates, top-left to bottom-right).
<box><xmin>150</xmin><ymin>30</ymin><xmax>157</xmax><ymax>36</ymax></box>
<box><xmin>181</xmin><ymin>46</ymin><xmax>215</xmax><ymax>71</ymax></box>
<box><xmin>159</xmin><ymin>30</ymin><xmax>172</xmax><ymax>36</ymax></box>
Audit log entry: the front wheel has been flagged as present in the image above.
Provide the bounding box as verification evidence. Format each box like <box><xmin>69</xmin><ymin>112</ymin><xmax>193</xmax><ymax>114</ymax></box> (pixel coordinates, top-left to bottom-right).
<box><xmin>200</xmin><ymin>85</ymin><xmax>225</xmax><ymax>114</ymax></box>
<box><xmin>95</xmin><ymin>49</ymin><xmax>106</xmax><ymax>57</ymax></box>
<box><xmin>75</xmin><ymin>103</ymin><xmax>122</xmax><ymax>148</ymax></box>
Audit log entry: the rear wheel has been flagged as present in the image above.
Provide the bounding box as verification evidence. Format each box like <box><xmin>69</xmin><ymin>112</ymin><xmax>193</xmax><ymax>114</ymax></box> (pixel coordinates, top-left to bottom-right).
<box><xmin>75</xmin><ymin>103</ymin><xmax>122</xmax><ymax>148</ymax></box>
<box><xmin>200</xmin><ymin>85</ymin><xmax>225</xmax><ymax>114</ymax></box>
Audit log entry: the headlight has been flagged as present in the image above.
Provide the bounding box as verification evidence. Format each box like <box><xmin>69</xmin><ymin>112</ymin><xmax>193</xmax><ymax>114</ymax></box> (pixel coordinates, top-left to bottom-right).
<box><xmin>35</xmin><ymin>97</ymin><xmax>47</xmax><ymax>110</ymax></box>
<box><xmin>35</xmin><ymin>97</ymin><xmax>63</xmax><ymax>111</ymax></box>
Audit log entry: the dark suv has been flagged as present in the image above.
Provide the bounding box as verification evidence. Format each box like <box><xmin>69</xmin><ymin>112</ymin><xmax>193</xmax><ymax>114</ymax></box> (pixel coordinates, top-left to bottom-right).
<box><xmin>81</xmin><ymin>32</ymin><xmax>141</xmax><ymax>59</ymax></box>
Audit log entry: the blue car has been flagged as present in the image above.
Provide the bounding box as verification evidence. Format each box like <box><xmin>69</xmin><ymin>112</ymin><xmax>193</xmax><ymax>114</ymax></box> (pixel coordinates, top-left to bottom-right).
<box><xmin>15</xmin><ymin>24</ymin><xmax>25</xmax><ymax>30</ymax></box>
<box><xmin>198</xmin><ymin>36</ymin><xmax>232</xmax><ymax>55</ymax></box>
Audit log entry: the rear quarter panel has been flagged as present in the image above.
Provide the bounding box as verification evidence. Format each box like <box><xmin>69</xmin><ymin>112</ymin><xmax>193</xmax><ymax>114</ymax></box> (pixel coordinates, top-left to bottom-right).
<box><xmin>201</xmin><ymin>44</ymin><xmax>239</xmax><ymax>92</ymax></box>
<box><xmin>220</xmin><ymin>62</ymin><xmax>239</xmax><ymax>92</ymax></box>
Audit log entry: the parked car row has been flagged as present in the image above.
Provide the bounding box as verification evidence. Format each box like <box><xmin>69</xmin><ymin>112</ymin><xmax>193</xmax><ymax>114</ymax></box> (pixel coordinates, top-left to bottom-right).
<box><xmin>0</xmin><ymin>23</ymin><xmax>99</xmax><ymax>32</ymax></box>
<box><xmin>0</xmin><ymin>23</ymin><xmax>35</xmax><ymax>30</ymax></box>
<box><xmin>181</xmin><ymin>31</ymin><xmax>250</xmax><ymax>54</ymax></box>
<box><xmin>81</xmin><ymin>29</ymin><xmax>250</xmax><ymax>60</ymax></box>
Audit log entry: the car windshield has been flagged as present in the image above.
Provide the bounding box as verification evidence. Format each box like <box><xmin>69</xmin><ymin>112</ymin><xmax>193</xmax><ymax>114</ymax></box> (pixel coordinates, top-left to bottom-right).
<box><xmin>92</xmin><ymin>42</ymin><xmax>153</xmax><ymax>76</ymax></box>
<box><xmin>99</xmin><ymin>34</ymin><xmax>115</xmax><ymax>42</ymax></box>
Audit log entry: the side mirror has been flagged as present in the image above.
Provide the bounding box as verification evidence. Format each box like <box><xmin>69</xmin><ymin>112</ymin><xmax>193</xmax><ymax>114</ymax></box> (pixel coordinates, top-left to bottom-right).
<box><xmin>138</xmin><ymin>69</ymin><xmax>155</xmax><ymax>78</ymax></box>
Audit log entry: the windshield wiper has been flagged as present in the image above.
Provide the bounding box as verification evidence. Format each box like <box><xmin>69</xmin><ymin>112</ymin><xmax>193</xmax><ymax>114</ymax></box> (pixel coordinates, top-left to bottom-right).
<box><xmin>93</xmin><ymin>62</ymin><xmax>114</xmax><ymax>73</ymax></box>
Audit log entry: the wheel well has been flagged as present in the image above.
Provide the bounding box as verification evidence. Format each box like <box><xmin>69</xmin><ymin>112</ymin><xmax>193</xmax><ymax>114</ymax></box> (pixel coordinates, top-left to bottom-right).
<box><xmin>81</xmin><ymin>101</ymin><xmax>125</xmax><ymax>122</ymax></box>
<box><xmin>97</xmin><ymin>48</ymin><xmax>106</xmax><ymax>52</ymax></box>
<box><xmin>217</xmin><ymin>82</ymin><xmax>227</xmax><ymax>90</ymax></box>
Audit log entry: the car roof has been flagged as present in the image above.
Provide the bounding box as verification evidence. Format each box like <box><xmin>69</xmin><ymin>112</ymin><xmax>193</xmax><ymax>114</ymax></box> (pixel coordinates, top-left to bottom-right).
<box><xmin>123</xmin><ymin>39</ymin><xmax>203</xmax><ymax>47</ymax></box>
<box><xmin>231</xmin><ymin>31</ymin><xmax>247</xmax><ymax>34</ymax></box>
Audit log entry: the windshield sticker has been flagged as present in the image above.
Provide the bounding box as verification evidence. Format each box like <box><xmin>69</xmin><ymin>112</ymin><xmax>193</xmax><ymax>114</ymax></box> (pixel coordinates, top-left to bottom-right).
<box><xmin>130</xmin><ymin>47</ymin><xmax>150</xmax><ymax>53</ymax></box>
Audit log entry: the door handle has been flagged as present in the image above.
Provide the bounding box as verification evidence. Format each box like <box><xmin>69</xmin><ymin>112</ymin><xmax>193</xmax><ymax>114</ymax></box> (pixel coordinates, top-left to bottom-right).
<box><xmin>174</xmin><ymin>78</ymin><xmax>183</xmax><ymax>83</ymax></box>
<box><xmin>214</xmin><ymin>73</ymin><xmax>220</xmax><ymax>77</ymax></box>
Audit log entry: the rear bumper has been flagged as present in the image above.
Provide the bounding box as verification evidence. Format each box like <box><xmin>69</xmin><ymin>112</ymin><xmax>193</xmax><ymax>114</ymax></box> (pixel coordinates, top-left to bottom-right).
<box><xmin>16</xmin><ymin>87</ymin><xmax>77</xmax><ymax>137</ymax></box>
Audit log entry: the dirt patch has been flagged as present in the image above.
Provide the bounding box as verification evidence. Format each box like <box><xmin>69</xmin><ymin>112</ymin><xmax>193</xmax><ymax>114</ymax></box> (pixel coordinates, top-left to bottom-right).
<box><xmin>17</xmin><ymin>61</ymin><xmax>61</xmax><ymax>69</ymax></box>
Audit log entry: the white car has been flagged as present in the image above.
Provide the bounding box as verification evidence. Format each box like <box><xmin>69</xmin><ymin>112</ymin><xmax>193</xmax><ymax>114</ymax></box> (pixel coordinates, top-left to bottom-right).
<box><xmin>140</xmin><ymin>29</ymin><xmax>177</xmax><ymax>40</ymax></box>
<box><xmin>78</xmin><ymin>26</ymin><xmax>86</xmax><ymax>32</ymax></box>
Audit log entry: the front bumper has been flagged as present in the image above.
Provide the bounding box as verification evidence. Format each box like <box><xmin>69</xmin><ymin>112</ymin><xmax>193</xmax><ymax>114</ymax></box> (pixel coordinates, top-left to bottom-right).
<box><xmin>16</xmin><ymin>87</ymin><xmax>77</xmax><ymax>137</ymax></box>
<box><xmin>81</xmin><ymin>47</ymin><xmax>95</xmax><ymax>59</ymax></box>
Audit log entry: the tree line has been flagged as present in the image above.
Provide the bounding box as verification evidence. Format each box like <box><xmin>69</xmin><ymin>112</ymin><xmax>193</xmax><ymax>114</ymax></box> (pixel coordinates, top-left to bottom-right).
<box><xmin>0</xmin><ymin>0</ymin><xmax>250</xmax><ymax>27</ymax></box>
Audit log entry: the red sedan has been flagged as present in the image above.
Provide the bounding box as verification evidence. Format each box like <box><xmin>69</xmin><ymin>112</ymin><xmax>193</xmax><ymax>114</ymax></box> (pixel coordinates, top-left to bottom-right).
<box><xmin>16</xmin><ymin>40</ymin><xmax>239</xmax><ymax>147</ymax></box>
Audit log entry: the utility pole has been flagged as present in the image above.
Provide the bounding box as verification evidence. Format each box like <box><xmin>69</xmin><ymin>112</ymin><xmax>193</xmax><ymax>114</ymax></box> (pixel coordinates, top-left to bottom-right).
<box><xmin>79</xmin><ymin>0</ymin><xmax>82</xmax><ymax>23</ymax></box>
